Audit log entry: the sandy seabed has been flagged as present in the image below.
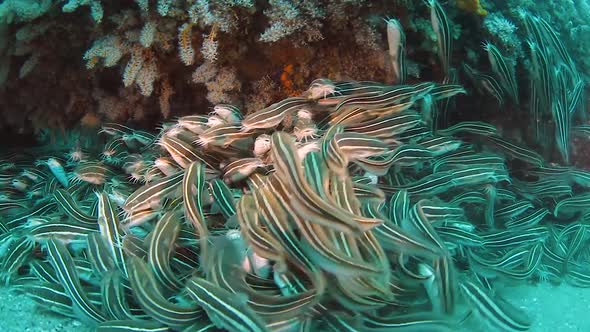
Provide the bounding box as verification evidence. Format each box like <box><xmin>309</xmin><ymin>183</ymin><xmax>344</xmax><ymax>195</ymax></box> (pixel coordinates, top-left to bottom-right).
<box><xmin>461</xmin><ymin>283</ymin><xmax>590</xmax><ymax>332</ymax></box>
<box><xmin>0</xmin><ymin>287</ymin><xmax>91</xmax><ymax>332</ymax></box>
<box><xmin>505</xmin><ymin>283</ymin><xmax>590</xmax><ymax>332</ymax></box>
<box><xmin>0</xmin><ymin>283</ymin><xmax>588</xmax><ymax>332</ymax></box>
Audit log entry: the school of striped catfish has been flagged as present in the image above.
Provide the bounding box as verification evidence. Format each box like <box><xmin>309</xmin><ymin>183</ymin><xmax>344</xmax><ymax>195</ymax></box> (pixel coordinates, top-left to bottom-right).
<box><xmin>0</xmin><ymin>3</ymin><xmax>589</xmax><ymax>332</ymax></box>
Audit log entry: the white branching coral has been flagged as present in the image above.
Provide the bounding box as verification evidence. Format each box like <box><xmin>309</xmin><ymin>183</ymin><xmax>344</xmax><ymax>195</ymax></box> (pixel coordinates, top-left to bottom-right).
<box><xmin>0</xmin><ymin>0</ymin><xmax>52</xmax><ymax>24</ymax></box>
<box><xmin>259</xmin><ymin>0</ymin><xmax>325</xmax><ymax>43</ymax></box>
<box><xmin>18</xmin><ymin>53</ymin><xmax>38</xmax><ymax>78</ymax></box>
<box><xmin>159</xmin><ymin>78</ymin><xmax>174</xmax><ymax>118</ymax></box>
<box><xmin>123</xmin><ymin>47</ymin><xmax>144</xmax><ymax>88</ymax></box>
<box><xmin>135</xmin><ymin>0</ymin><xmax>149</xmax><ymax>11</ymax></box>
<box><xmin>484</xmin><ymin>13</ymin><xmax>522</xmax><ymax>56</ymax></box>
<box><xmin>16</xmin><ymin>21</ymin><xmax>53</xmax><ymax>42</ymax></box>
<box><xmin>140</xmin><ymin>21</ymin><xmax>157</xmax><ymax>48</ymax></box>
<box><xmin>62</xmin><ymin>0</ymin><xmax>104</xmax><ymax>23</ymax></box>
<box><xmin>157</xmin><ymin>0</ymin><xmax>173</xmax><ymax>16</ymax></box>
<box><xmin>201</xmin><ymin>34</ymin><xmax>218</xmax><ymax>62</ymax></box>
<box><xmin>188</xmin><ymin>0</ymin><xmax>255</xmax><ymax>33</ymax></box>
<box><xmin>205</xmin><ymin>67</ymin><xmax>241</xmax><ymax>104</ymax></box>
<box><xmin>192</xmin><ymin>61</ymin><xmax>217</xmax><ymax>84</ymax></box>
<box><xmin>178</xmin><ymin>23</ymin><xmax>195</xmax><ymax>66</ymax></box>
<box><xmin>83</xmin><ymin>36</ymin><xmax>124</xmax><ymax>69</ymax></box>
<box><xmin>136</xmin><ymin>56</ymin><xmax>158</xmax><ymax>96</ymax></box>
<box><xmin>191</xmin><ymin>61</ymin><xmax>240</xmax><ymax>104</ymax></box>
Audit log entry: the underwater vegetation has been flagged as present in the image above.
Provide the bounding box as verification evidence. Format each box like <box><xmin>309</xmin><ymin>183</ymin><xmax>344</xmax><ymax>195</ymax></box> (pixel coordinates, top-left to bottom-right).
<box><xmin>0</xmin><ymin>0</ymin><xmax>589</xmax><ymax>331</ymax></box>
<box><xmin>0</xmin><ymin>0</ymin><xmax>589</xmax><ymax>137</ymax></box>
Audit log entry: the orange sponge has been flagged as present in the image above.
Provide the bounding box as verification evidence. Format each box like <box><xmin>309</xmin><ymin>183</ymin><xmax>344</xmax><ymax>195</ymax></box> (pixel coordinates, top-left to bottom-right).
<box><xmin>457</xmin><ymin>0</ymin><xmax>488</xmax><ymax>16</ymax></box>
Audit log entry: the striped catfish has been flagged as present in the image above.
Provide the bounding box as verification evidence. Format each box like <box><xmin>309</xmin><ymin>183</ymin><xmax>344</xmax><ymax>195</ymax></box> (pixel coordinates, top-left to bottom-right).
<box><xmin>361</xmin><ymin>312</ymin><xmax>455</xmax><ymax>332</ymax></box>
<box><xmin>211</xmin><ymin>104</ymin><xmax>243</xmax><ymax>123</ymax></box>
<box><xmin>101</xmin><ymin>138</ymin><xmax>129</xmax><ymax>164</ymax></box>
<box><xmin>470</xmin><ymin>245</ymin><xmax>529</xmax><ymax>272</ymax></box>
<box><xmin>158</xmin><ymin>134</ymin><xmax>217</xmax><ymax>169</ymax></box>
<box><xmin>127</xmin><ymin>256</ymin><xmax>204</xmax><ymax>328</ymax></box>
<box><xmin>415</xmin><ymin>134</ymin><xmax>464</xmax><ymax>158</ymax></box>
<box><xmin>147</xmin><ymin>211</ymin><xmax>183</xmax><ymax>292</ymax></box>
<box><xmin>72</xmin><ymin>162</ymin><xmax>113</xmax><ymax>186</ymax></box>
<box><xmin>182</xmin><ymin>161</ymin><xmax>210</xmax><ymax>267</ymax></box>
<box><xmin>558</xmin><ymin>223</ymin><xmax>588</xmax><ymax>272</ymax></box>
<box><xmin>96</xmin><ymin>320</ymin><xmax>168</xmax><ymax>332</ymax></box>
<box><xmin>45</xmin><ymin>239</ymin><xmax>107</xmax><ymax>323</ymax></box>
<box><xmin>433</xmin><ymin>152</ymin><xmax>505</xmax><ymax>173</ymax></box>
<box><xmin>235</xmin><ymin>195</ymin><xmax>285</xmax><ymax>265</ymax></box>
<box><xmin>15</xmin><ymin>282</ymin><xmax>75</xmax><ymax>318</ymax></box>
<box><xmin>325</xmin><ymin>107</ymin><xmax>378</xmax><ymax>128</ymax></box>
<box><xmin>435</xmin><ymin>225</ymin><xmax>483</xmax><ymax>248</ymax></box>
<box><xmin>463</xmin><ymin>63</ymin><xmax>505</xmax><ymax>105</ymax></box>
<box><xmin>271</xmin><ymin>132</ymin><xmax>381</xmax><ymax>234</ymax></box>
<box><xmin>29</xmin><ymin>260</ymin><xmax>59</xmax><ymax>283</ymax></box>
<box><xmin>6</xmin><ymin>199</ymin><xmax>57</xmax><ymax>228</ymax></box>
<box><xmin>196</xmin><ymin>123</ymin><xmax>254</xmax><ymax>148</ymax></box>
<box><xmin>123</xmin><ymin>171</ymin><xmax>184</xmax><ymax>213</ymax></box>
<box><xmin>121</xmin><ymin>234</ymin><xmax>148</xmax><ymax>260</ymax></box>
<box><xmin>363</xmin><ymin>202</ymin><xmax>444</xmax><ymax>259</ymax></box>
<box><xmin>100</xmin><ymin>123</ymin><xmax>135</xmax><ymax>137</ymax></box>
<box><xmin>354</xmin><ymin>151</ymin><xmax>398</xmax><ymax>176</ymax></box>
<box><xmin>303</xmin><ymin>78</ymin><xmax>337</xmax><ymax>100</ymax></box>
<box><xmin>207</xmin><ymin>234</ymin><xmax>321</xmax><ymax>326</ymax></box>
<box><xmin>321</xmin><ymin>125</ymin><xmax>349</xmax><ymax>177</ymax></box>
<box><xmin>223</xmin><ymin>158</ymin><xmax>266</xmax><ymax>184</ymax></box>
<box><xmin>533</xmin><ymin>14</ymin><xmax>578</xmax><ymax>77</ymax></box>
<box><xmin>486</xmin><ymin>135</ymin><xmax>544</xmax><ymax>167</ymax></box>
<box><xmin>185</xmin><ymin>277</ymin><xmax>269</xmax><ymax>332</ymax></box>
<box><xmin>209</xmin><ymin>179</ymin><xmax>237</xmax><ymax>219</ymax></box>
<box><xmin>86</xmin><ymin>233</ymin><xmax>115</xmax><ymax>276</ymax></box>
<box><xmin>100</xmin><ymin>271</ymin><xmax>135</xmax><ymax>321</ymax></box>
<box><xmin>437</xmin><ymin>121</ymin><xmax>498</xmax><ymax>137</ymax></box>
<box><xmin>334</xmin><ymin>82</ymin><xmax>433</xmax><ymax>114</ymax></box>
<box><xmin>554</xmin><ymin>192</ymin><xmax>590</xmax><ymax>217</ymax></box>
<box><xmin>344</xmin><ymin>112</ymin><xmax>422</xmax><ymax>144</ymax></box>
<box><xmin>427</xmin><ymin>0</ymin><xmax>452</xmax><ymax>76</ymax></box>
<box><xmin>388</xmin><ymin>144</ymin><xmax>433</xmax><ymax>167</ymax></box>
<box><xmin>565</xmin><ymin>262</ymin><xmax>590</xmax><ymax>288</ymax></box>
<box><xmin>96</xmin><ymin>192</ymin><xmax>128</xmax><ymax>277</ymax></box>
<box><xmin>494</xmin><ymin>200</ymin><xmax>534</xmax><ymax>222</ymax></box>
<box><xmin>334</xmin><ymin>132</ymin><xmax>390</xmax><ymax>160</ymax></box>
<box><xmin>242</xmin><ymin>97</ymin><xmax>311</xmax><ymax>132</ymax></box>
<box><xmin>400</xmin><ymin>201</ymin><xmax>449</xmax><ymax>256</ymax></box>
<box><xmin>1</xmin><ymin>237</ymin><xmax>35</xmax><ymax>282</ymax></box>
<box><xmin>496</xmin><ymin>243</ymin><xmax>544</xmax><ymax>280</ymax></box>
<box><xmin>176</xmin><ymin>115</ymin><xmax>210</xmax><ymax>134</ymax></box>
<box><xmin>386</xmin><ymin>189</ymin><xmax>409</xmax><ymax>226</ymax></box>
<box><xmin>504</xmin><ymin>208</ymin><xmax>549</xmax><ymax>229</ymax></box>
<box><xmin>459</xmin><ymin>280</ymin><xmax>531</xmax><ymax>331</ymax></box>
<box><xmin>482</xmin><ymin>226</ymin><xmax>549</xmax><ymax>249</ymax></box>
<box><xmin>483</xmin><ymin>42</ymin><xmax>519</xmax><ymax>104</ymax></box>
<box><xmin>260</xmin><ymin>174</ymin><xmax>382</xmax><ymax>277</ymax></box>
<box><xmin>253</xmin><ymin>177</ymin><xmax>354</xmax><ymax>275</ymax></box>
<box><xmin>553</xmin><ymin>70</ymin><xmax>571</xmax><ymax>164</ymax></box>
<box><xmin>30</xmin><ymin>222</ymin><xmax>98</xmax><ymax>244</ymax></box>
<box><xmin>385</xmin><ymin>18</ymin><xmax>407</xmax><ymax>84</ymax></box>
<box><xmin>418</xmin><ymin>199</ymin><xmax>465</xmax><ymax>222</ymax></box>
<box><xmin>381</xmin><ymin>171</ymin><xmax>454</xmax><ymax>196</ymax></box>
<box><xmin>53</xmin><ymin>189</ymin><xmax>97</xmax><ymax>225</ymax></box>
<box><xmin>332</xmin><ymin>274</ymin><xmax>393</xmax><ymax>311</ymax></box>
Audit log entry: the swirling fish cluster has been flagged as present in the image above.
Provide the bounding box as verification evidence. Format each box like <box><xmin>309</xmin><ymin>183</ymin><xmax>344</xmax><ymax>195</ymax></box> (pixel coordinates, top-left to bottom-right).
<box><xmin>1</xmin><ymin>77</ymin><xmax>590</xmax><ymax>332</ymax></box>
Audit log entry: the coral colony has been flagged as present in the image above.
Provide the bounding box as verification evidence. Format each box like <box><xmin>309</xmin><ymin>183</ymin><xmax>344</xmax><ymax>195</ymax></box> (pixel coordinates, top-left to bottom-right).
<box><xmin>0</xmin><ymin>0</ymin><xmax>589</xmax><ymax>331</ymax></box>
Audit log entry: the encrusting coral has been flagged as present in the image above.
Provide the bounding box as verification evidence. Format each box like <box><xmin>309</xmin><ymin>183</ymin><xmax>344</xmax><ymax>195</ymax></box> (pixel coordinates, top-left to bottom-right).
<box><xmin>1</xmin><ymin>0</ymin><xmax>586</xmax><ymax>141</ymax></box>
